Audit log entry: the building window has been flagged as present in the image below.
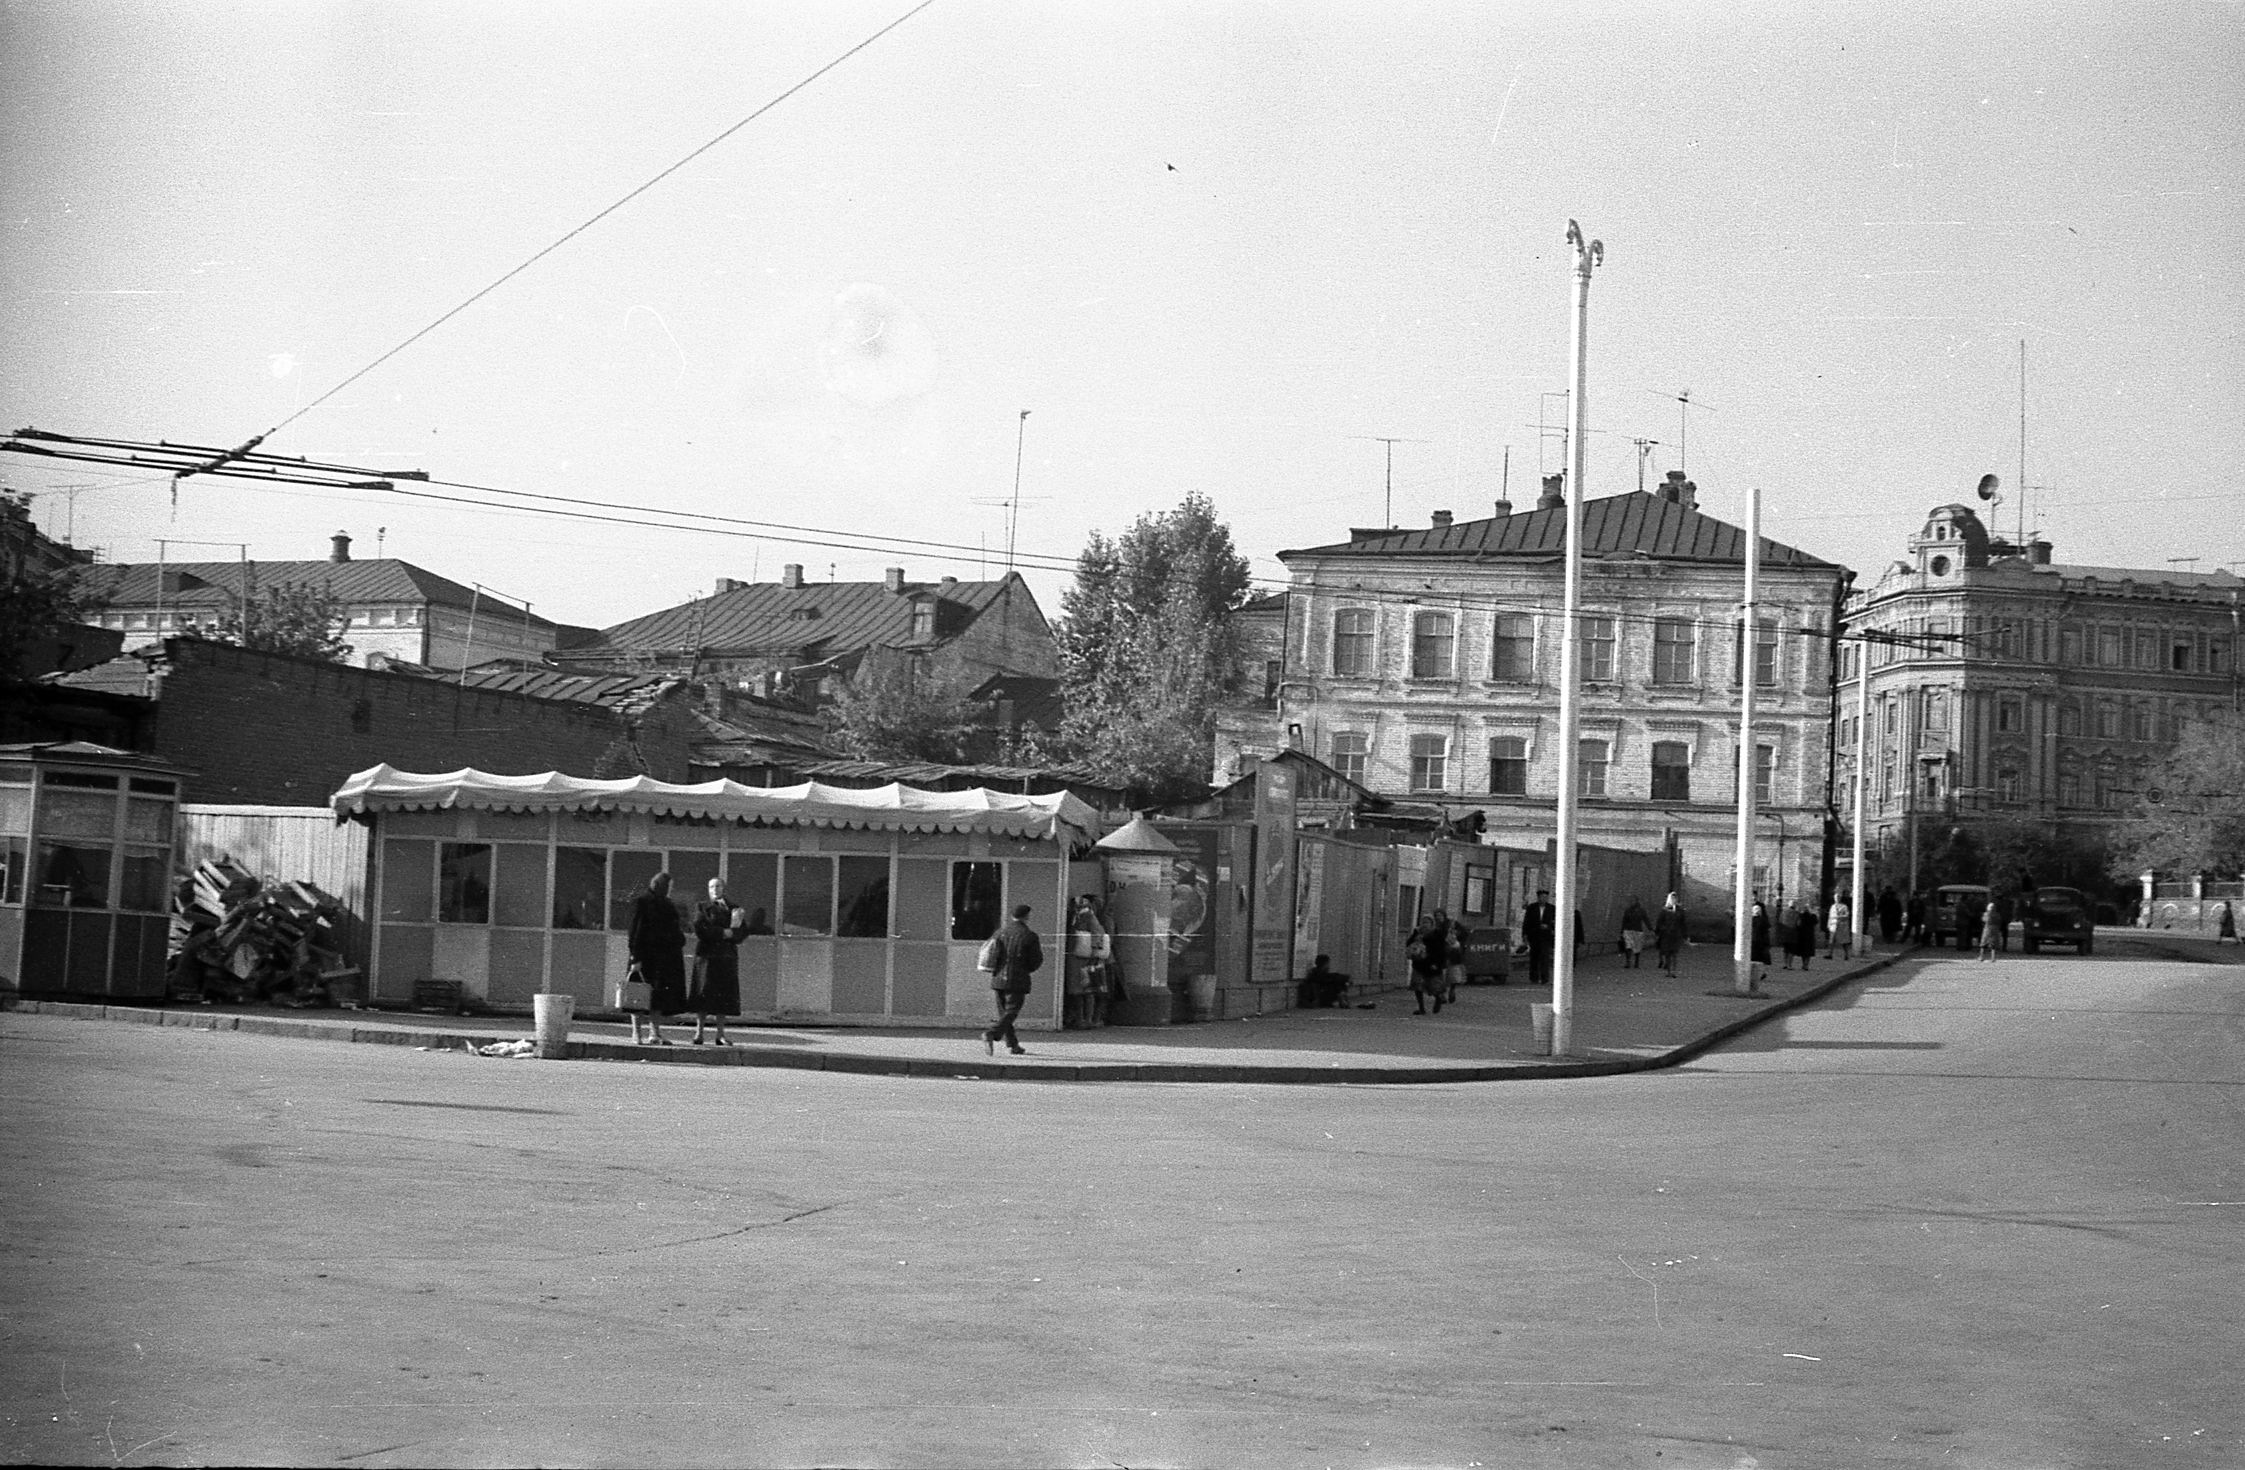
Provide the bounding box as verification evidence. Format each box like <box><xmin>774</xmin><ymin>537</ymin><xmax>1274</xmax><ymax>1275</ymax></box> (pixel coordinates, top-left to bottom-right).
<box><xmin>1924</xmin><ymin>689</ymin><xmax>1947</xmax><ymax>732</ymax></box>
<box><xmin>1652</xmin><ymin>618</ymin><xmax>1695</xmax><ymax>684</ymax></box>
<box><xmin>1880</xmin><ymin>759</ymin><xmax>1894</xmax><ymax>801</ymax></box>
<box><xmin>949</xmin><ymin>861</ymin><xmax>1003</xmax><ymax>942</ymax></box>
<box><xmin>1579</xmin><ymin>739</ymin><xmax>1609</xmax><ymax>797</ymax></box>
<box><xmin>2096</xmin><ymin>702</ymin><xmax>2118</xmax><ymax>739</ymax></box>
<box><xmin>2097</xmin><ymin>630</ymin><xmax>2123</xmax><ymax>667</ymax></box>
<box><xmin>1754</xmin><ymin>744</ymin><xmax>1775</xmax><ymax>805</ymax></box>
<box><xmin>2133</xmin><ymin>703</ymin><xmax>2153</xmax><ymax>741</ymax></box>
<box><xmin>1491</xmin><ymin>613</ymin><xmax>1534</xmax><ymax>681</ymax></box>
<box><xmin>1996</xmin><ymin>622</ymin><xmax>2017</xmax><ymax>657</ymax></box>
<box><xmin>2137</xmin><ymin>633</ymin><xmax>2160</xmax><ymax>669</ymax></box>
<box><xmin>2059</xmin><ymin>627</ymin><xmax>2082</xmax><ymax>665</ymax></box>
<box><xmin>2172</xmin><ymin>640</ymin><xmax>2195</xmax><ymax>672</ymax></box>
<box><xmin>2214</xmin><ymin>640</ymin><xmax>2233</xmax><ymax>674</ymax></box>
<box><xmin>438</xmin><ymin>843</ymin><xmax>492</xmax><ymax>924</ymax></box>
<box><xmin>1996</xmin><ymin>769</ymin><xmax>2021</xmax><ymax>804</ymax></box>
<box><xmin>2059</xmin><ymin>773</ymin><xmax>2082</xmax><ymax>807</ymax></box>
<box><xmin>2094</xmin><ymin>773</ymin><xmax>2115</xmax><ymax>809</ymax></box>
<box><xmin>1732</xmin><ymin>618</ymin><xmax>1777</xmax><ymax>686</ymax></box>
<box><xmin>835</xmin><ymin>855</ymin><xmax>891</xmax><ymax>939</ymax></box>
<box><xmin>1409</xmin><ymin>734</ymin><xmax>1448</xmax><ymax>793</ymax></box>
<box><xmin>1488</xmin><ymin>736</ymin><xmax>1528</xmax><ymax>795</ymax></box>
<box><xmin>1581</xmin><ymin>617</ymin><xmax>1616</xmax><ymax>682</ymax></box>
<box><xmin>1997</xmin><ymin>697</ymin><xmax>2022</xmax><ymax>733</ymax></box>
<box><xmin>1332</xmin><ymin>608</ymin><xmax>1374</xmax><ymax>676</ymax></box>
<box><xmin>1884</xmin><ymin>702</ymin><xmax>1897</xmax><ymax>737</ymax></box>
<box><xmin>1331</xmin><ymin>732</ymin><xmax>1368</xmax><ymax>785</ymax></box>
<box><xmin>1650</xmin><ymin>740</ymin><xmax>1692</xmax><ymax>801</ymax></box>
<box><xmin>2058</xmin><ymin>701</ymin><xmax>2080</xmax><ymax>736</ymax></box>
<box><xmin>1410</xmin><ymin>611</ymin><xmax>1455</xmax><ymax>679</ymax></box>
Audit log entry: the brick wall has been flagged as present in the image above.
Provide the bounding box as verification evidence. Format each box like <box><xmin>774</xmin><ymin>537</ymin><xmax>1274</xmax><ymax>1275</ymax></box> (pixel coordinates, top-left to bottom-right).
<box><xmin>149</xmin><ymin>639</ymin><xmax>695</xmax><ymax>805</ymax></box>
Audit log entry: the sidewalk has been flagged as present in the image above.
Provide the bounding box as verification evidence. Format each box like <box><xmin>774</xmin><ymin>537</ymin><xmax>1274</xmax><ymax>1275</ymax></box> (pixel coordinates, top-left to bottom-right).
<box><xmin>5</xmin><ymin>938</ymin><xmax>1912</xmax><ymax>1085</ymax></box>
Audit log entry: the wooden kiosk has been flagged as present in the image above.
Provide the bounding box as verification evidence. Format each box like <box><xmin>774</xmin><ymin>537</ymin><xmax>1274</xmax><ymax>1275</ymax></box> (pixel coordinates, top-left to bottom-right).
<box><xmin>333</xmin><ymin>765</ymin><xmax>1100</xmax><ymax>1028</ymax></box>
<box><xmin>0</xmin><ymin>741</ymin><xmax>186</xmax><ymax>999</ymax></box>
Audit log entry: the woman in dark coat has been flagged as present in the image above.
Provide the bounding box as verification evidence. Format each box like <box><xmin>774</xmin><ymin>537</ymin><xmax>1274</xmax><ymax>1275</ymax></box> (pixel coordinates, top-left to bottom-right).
<box><xmin>1749</xmin><ymin>898</ymin><xmax>1773</xmax><ymax>978</ymax></box>
<box><xmin>1654</xmin><ymin>892</ymin><xmax>1688</xmax><ymax>973</ymax></box>
<box><xmin>1784</xmin><ymin>901</ymin><xmax>1819</xmax><ymax>970</ymax></box>
<box><xmin>626</xmin><ymin>871</ymin><xmax>687</xmax><ymax>1045</ymax></box>
<box><xmin>689</xmin><ymin>877</ymin><xmax>747</xmax><ymax>1045</ymax></box>
<box><xmin>1408</xmin><ymin>917</ymin><xmax>1446</xmax><ymax>1014</ymax></box>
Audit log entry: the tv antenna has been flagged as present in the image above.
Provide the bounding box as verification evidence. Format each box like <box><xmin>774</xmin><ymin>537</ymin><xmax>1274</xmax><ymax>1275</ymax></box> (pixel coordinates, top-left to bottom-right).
<box><xmin>1629</xmin><ymin>437</ymin><xmax>1663</xmax><ymax>494</ymax></box>
<box><xmin>1349</xmin><ymin>434</ymin><xmax>1428</xmax><ymax>528</ymax></box>
<box><xmin>969</xmin><ymin>409</ymin><xmax>1046</xmax><ymax>570</ymax></box>
<box><xmin>1647</xmin><ymin>388</ymin><xmax>1715</xmax><ymax>470</ymax></box>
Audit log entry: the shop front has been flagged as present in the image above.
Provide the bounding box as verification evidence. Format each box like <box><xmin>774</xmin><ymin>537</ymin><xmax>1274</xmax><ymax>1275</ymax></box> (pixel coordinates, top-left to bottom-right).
<box><xmin>1</xmin><ymin>741</ymin><xmax>185</xmax><ymax>999</ymax></box>
<box><xmin>333</xmin><ymin>766</ymin><xmax>1099</xmax><ymax>1028</ymax></box>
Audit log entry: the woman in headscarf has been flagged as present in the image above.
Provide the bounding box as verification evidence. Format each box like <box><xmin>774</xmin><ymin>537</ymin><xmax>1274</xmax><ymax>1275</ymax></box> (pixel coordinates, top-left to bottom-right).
<box><xmin>1654</xmin><ymin>892</ymin><xmax>1688</xmax><ymax>974</ymax></box>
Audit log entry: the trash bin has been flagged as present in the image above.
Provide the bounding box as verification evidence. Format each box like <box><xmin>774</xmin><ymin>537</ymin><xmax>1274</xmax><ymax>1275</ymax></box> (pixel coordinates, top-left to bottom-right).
<box><xmin>532</xmin><ymin>992</ymin><xmax>574</xmax><ymax>1060</ymax></box>
<box><xmin>1529</xmin><ymin>1002</ymin><xmax>1555</xmax><ymax>1056</ymax></box>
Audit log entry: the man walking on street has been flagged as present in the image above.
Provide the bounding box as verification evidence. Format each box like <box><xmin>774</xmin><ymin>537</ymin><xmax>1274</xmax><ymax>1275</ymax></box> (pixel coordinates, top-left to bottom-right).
<box><xmin>980</xmin><ymin>903</ymin><xmax>1044</xmax><ymax>1057</ymax></box>
<box><xmin>1523</xmin><ymin>888</ymin><xmax>1558</xmax><ymax>989</ymax></box>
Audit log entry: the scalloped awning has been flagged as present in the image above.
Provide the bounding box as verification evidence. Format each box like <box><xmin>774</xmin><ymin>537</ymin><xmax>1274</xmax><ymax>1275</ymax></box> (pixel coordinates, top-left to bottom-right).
<box><xmin>330</xmin><ymin>765</ymin><xmax>1097</xmax><ymax>846</ymax></box>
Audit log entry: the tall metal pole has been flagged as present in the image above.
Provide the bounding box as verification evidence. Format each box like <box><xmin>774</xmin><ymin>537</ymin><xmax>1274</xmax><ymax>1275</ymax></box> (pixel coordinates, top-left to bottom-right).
<box><xmin>1008</xmin><ymin>410</ymin><xmax>1029</xmax><ymax>570</ymax></box>
<box><xmin>1851</xmin><ymin>633</ymin><xmax>1872</xmax><ymax>954</ymax></box>
<box><xmin>1731</xmin><ymin>484</ymin><xmax>1763</xmax><ymax>995</ymax></box>
<box><xmin>1552</xmin><ymin>219</ymin><xmax>1601</xmax><ymax>1056</ymax></box>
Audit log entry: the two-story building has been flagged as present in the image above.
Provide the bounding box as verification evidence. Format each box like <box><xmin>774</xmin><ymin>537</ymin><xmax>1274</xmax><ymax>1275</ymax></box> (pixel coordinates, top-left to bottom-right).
<box><xmin>73</xmin><ymin>532</ymin><xmax>567</xmax><ymax>672</ymax></box>
<box><xmin>1220</xmin><ymin>472</ymin><xmax>1850</xmax><ymax>919</ymax></box>
<box><xmin>1839</xmin><ymin>503</ymin><xmax>2242</xmax><ymax>889</ymax></box>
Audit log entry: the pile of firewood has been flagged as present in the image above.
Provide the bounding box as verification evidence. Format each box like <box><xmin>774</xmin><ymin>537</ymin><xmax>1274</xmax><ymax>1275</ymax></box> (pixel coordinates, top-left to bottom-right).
<box><xmin>169</xmin><ymin>858</ymin><xmax>361</xmax><ymax>1007</ymax></box>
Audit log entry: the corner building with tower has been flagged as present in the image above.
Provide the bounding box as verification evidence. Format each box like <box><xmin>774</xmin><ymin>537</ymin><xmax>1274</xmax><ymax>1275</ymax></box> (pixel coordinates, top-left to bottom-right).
<box><xmin>1837</xmin><ymin>503</ymin><xmax>2241</xmax><ymax>893</ymax></box>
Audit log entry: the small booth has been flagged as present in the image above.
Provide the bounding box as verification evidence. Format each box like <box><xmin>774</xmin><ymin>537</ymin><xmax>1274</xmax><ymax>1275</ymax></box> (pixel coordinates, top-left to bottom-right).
<box><xmin>0</xmin><ymin>741</ymin><xmax>186</xmax><ymax>1000</ymax></box>
<box><xmin>333</xmin><ymin>766</ymin><xmax>1100</xmax><ymax>1028</ymax></box>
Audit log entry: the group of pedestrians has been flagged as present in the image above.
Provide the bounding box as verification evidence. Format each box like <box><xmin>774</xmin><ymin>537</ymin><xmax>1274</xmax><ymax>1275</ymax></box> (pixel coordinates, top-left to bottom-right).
<box><xmin>1405</xmin><ymin>909</ymin><xmax>1471</xmax><ymax>1014</ymax></box>
<box><xmin>623</xmin><ymin>871</ymin><xmax>771</xmax><ymax>1047</ymax></box>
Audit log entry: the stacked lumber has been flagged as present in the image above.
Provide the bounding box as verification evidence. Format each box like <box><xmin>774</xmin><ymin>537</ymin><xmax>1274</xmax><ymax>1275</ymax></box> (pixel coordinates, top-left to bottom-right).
<box><xmin>169</xmin><ymin>859</ymin><xmax>360</xmax><ymax>1007</ymax></box>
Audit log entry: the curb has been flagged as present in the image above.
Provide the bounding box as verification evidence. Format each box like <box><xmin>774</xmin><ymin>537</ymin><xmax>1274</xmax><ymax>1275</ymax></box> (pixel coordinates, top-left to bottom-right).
<box><xmin>2</xmin><ymin>955</ymin><xmax>1916</xmax><ymax>1086</ymax></box>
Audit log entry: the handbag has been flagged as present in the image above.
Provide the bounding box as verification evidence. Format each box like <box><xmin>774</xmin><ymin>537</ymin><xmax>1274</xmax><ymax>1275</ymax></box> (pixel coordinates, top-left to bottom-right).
<box><xmin>609</xmin><ymin>962</ymin><xmax>653</xmax><ymax>1012</ymax></box>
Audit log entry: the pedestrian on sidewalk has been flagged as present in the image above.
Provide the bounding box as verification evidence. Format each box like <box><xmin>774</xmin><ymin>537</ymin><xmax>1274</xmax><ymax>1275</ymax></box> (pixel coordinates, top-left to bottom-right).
<box><xmin>1065</xmin><ymin>894</ymin><xmax>1109</xmax><ymax>1029</ymax></box>
<box><xmin>1826</xmin><ymin>895</ymin><xmax>1853</xmax><ymax>960</ymax></box>
<box><xmin>1441</xmin><ymin>911</ymin><xmax>1469</xmax><ymax>1001</ymax></box>
<box><xmin>1523</xmin><ymin>889</ymin><xmax>1558</xmax><ymax>988</ymax></box>
<box><xmin>1977</xmin><ymin>899</ymin><xmax>2003</xmax><ymax>962</ymax></box>
<box><xmin>979</xmin><ymin>904</ymin><xmax>1044</xmax><ymax>1056</ymax></box>
<box><xmin>1749</xmin><ymin>897</ymin><xmax>1773</xmax><ymax>983</ymax></box>
<box><xmin>1905</xmin><ymin>892</ymin><xmax>1927</xmax><ymax>945</ymax></box>
<box><xmin>1994</xmin><ymin>892</ymin><xmax>2015</xmax><ymax>952</ymax></box>
<box><xmin>1878</xmin><ymin>885</ymin><xmax>1903</xmax><ymax>944</ymax></box>
<box><xmin>687</xmin><ymin>878</ymin><xmax>746</xmax><ymax>1046</ymax></box>
<box><xmin>1654</xmin><ymin>892</ymin><xmax>1687</xmax><ymax>974</ymax></box>
<box><xmin>1619</xmin><ymin>897</ymin><xmax>1650</xmax><ymax>969</ymax></box>
<box><xmin>1408</xmin><ymin>915</ymin><xmax>1446</xmax><ymax>1014</ymax></box>
<box><xmin>1785</xmin><ymin>901</ymin><xmax>1818</xmax><ymax>971</ymax></box>
<box><xmin>626</xmin><ymin>871</ymin><xmax>687</xmax><ymax>1046</ymax></box>
<box><xmin>2219</xmin><ymin>900</ymin><xmax>2238</xmax><ymax>944</ymax></box>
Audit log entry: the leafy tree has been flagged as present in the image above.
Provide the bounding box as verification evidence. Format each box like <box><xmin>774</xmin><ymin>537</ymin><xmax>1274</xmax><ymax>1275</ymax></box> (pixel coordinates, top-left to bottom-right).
<box><xmin>0</xmin><ymin>562</ymin><xmax>89</xmax><ymax>678</ymax></box>
<box><xmin>826</xmin><ymin>656</ymin><xmax>983</xmax><ymax>764</ymax></box>
<box><xmin>201</xmin><ymin>582</ymin><xmax>354</xmax><ymax>663</ymax></box>
<box><xmin>2109</xmin><ymin>710</ymin><xmax>2245</xmax><ymax>879</ymax></box>
<box><xmin>1054</xmin><ymin>492</ymin><xmax>1254</xmax><ymax>804</ymax></box>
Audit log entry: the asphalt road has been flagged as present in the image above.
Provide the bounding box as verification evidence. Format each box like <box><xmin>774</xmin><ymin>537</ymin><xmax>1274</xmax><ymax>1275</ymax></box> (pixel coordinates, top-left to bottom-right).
<box><xmin>3</xmin><ymin>943</ymin><xmax>2239</xmax><ymax>1470</ymax></box>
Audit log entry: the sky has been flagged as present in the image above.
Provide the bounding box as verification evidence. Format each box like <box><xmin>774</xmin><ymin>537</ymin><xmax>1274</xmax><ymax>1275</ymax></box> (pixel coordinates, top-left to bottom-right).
<box><xmin>4</xmin><ymin>0</ymin><xmax>2241</xmax><ymax>631</ymax></box>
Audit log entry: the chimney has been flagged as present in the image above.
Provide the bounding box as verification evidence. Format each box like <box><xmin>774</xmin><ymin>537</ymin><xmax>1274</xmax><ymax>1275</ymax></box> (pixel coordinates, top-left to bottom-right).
<box><xmin>329</xmin><ymin>531</ymin><xmax>352</xmax><ymax>563</ymax></box>
<box><xmin>2029</xmin><ymin>539</ymin><xmax>2053</xmax><ymax>566</ymax></box>
<box><xmin>1537</xmin><ymin>472</ymin><xmax>1566</xmax><ymax>511</ymax></box>
<box><xmin>781</xmin><ymin>564</ymin><xmax>804</xmax><ymax>589</ymax></box>
<box><xmin>939</xmin><ymin>575</ymin><xmax>958</xmax><ymax>590</ymax></box>
<box><xmin>884</xmin><ymin>567</ymin><xmax>906</xmax><ymax>593</ymax></box>
<box><xmin>1493</xmin><ymin>497</ymin><xmax>1514</xmax><ymax>519</ymax></box>
<box><xmin>713</xmin><ymin>577</ymin><xmax>743</xmax><ymax>595</ymax></box>
<box><xmin>1431</xmin><ymin>510</ymin><xmax>1453</xmax><ymax>530</ymax></box>
<box><xmin>1658</xmin><ymin>470</ymin><xmax>1698</xmax><ymax>511</ymax></box>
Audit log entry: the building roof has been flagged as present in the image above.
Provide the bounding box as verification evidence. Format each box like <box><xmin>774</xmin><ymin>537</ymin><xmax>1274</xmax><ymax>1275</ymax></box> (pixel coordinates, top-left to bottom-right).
<box><xmin>574</xmin><ymin>573</ymin><xmax>1028</xmax><ymax>658</ymax></box>
<box><xmin>73</xmin><ymin>558</ymin><xmax>559</xmax><ymax>624</ymax></box>
<box><xmin>455</xmin><ymin>668</ymin><xmax>687</xmax><ymax>715</ymax></box>
<box><xmin>2041</xmin><ymin>562</ymin><xmax>2244</xmax><ymax>591</ymax></box>
<box><xmin>1281</xmin><ymin>491</ymin><xmax>1839</xmax><ymax>571</ymax></box>
<box><xmin>330</xmin><ymin>764</ymin><xmax>1099</xmax><ymax>845</ymax></box>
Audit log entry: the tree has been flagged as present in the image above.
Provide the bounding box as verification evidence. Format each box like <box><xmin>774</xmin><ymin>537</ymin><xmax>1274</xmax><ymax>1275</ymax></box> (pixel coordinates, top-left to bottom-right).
<box><xmin>201</xmin><ymin>582</ymin><xmax>354</xmax><ymax>663</ymax></box>
<box><xmin>825</xmin><ymin>656</ymin><xmax>983</xmax><ymax>764</ymax></box>
<box><xmin>1054</xmin><ymin>492</ymin><xmax>1254</xmax><ymax>804</ymax></box>
<box><xmin>2109</xmin><ymin>710</ymin><xmax>2245</xmax><ymax>879</ymax></box>
<box><xmin>0</xmin><ymin>562</ymin><xmax>88</xmax><ymax>678</ymax></box>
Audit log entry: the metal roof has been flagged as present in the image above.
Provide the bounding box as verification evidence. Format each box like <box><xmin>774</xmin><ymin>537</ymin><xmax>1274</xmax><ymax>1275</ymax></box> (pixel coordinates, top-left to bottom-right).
<box><xmin>455</xmin><ymin>668</ymin><xmax>684</xmax><ymax>713</ymax></box>
<box><xmin>73</xmin><ymin>559</ymin><xmax>557</xmax><ymax>621</ymax></box>
<box><xmin>577</xmin><ymin>573</ymin><xmax>1031</xmax><ymax>657</ymax></box>
<box><xmin>1282</xmin><ymin>491</ymin><xmax>1839</xmax><ymax>570</ymax></box>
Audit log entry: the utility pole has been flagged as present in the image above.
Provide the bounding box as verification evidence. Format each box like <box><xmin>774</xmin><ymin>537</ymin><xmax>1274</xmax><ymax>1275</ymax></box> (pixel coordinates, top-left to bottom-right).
<box><xmin>1731</xmin><ymin>485</ymin><xmax>1764</xmax><ymax>996</ymax></box>
<box><xmin>1552</xmin><ymin>218</ymin><xmax>1602</xmax><ymax>1056</ymax></box>
<box><xmin>1850</xmin><ymin>632</ymin><xmax>1872</xmax><ymax>956</ymax></box>
<box><xmin>1349</xmin><ymin>435</ymin><xmax>1427</xmax><ymax>528</ymax></box>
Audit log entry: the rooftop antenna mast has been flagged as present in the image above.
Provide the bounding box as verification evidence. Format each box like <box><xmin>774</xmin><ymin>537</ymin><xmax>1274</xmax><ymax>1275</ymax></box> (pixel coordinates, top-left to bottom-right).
<box><xmin>2018</xmin><ymin>340</ymin><xmax>2028</xmax><ymax>546</ymax></box>
<box><xmin>1647</xmin><ymin>388</ymin><xmax>1715</xmax><ymax>471</ymax></box>
<box><xmin>1630</xmin><ymin>437</ymin><xmax>1663</xmax><ymax>494</ymax></box>
<box><xmin>1349</xmin><ymin>435</ymin><xmax>1428</xmax><ymax>527</ymax></box>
